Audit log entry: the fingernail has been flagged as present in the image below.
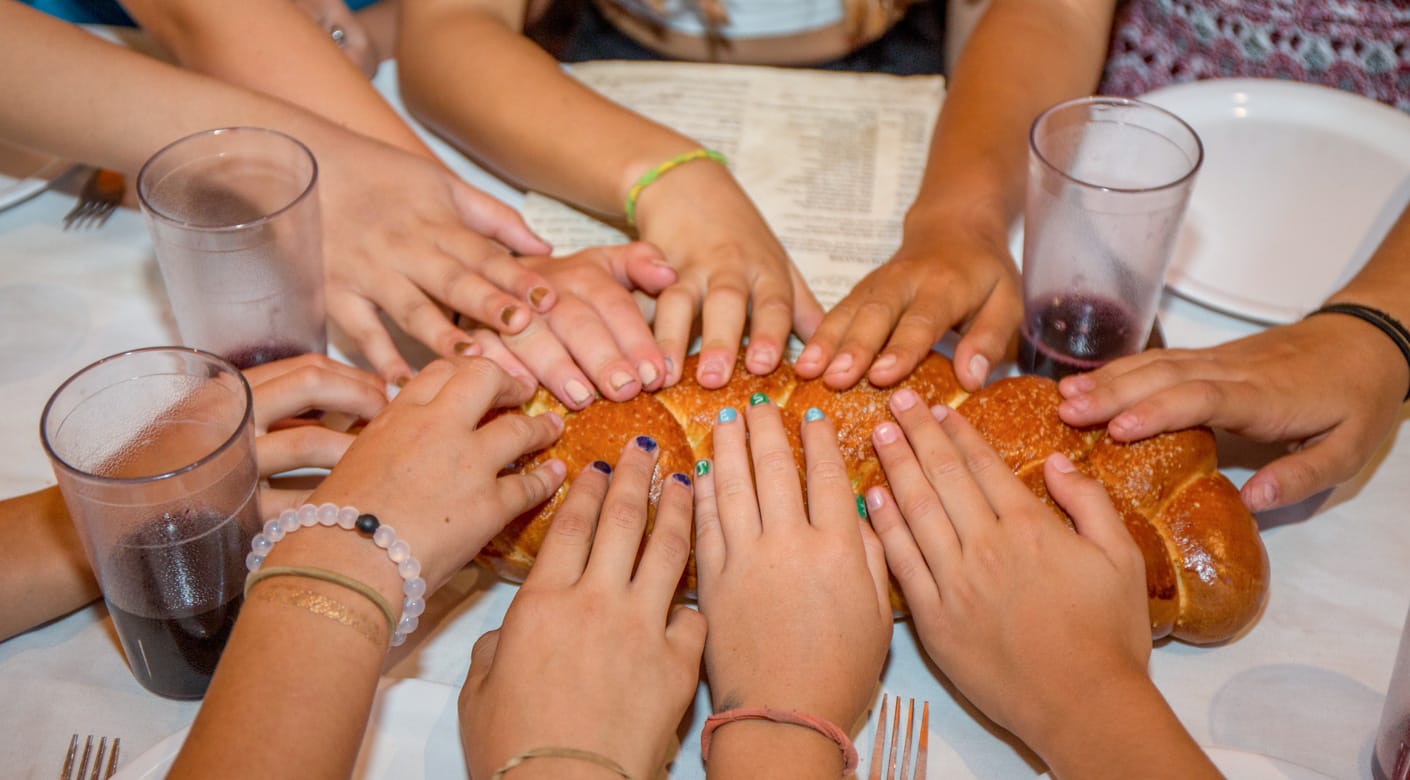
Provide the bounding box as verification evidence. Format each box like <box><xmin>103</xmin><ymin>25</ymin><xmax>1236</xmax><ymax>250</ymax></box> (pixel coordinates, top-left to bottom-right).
<box><xmin>671</xmin><ymin>472</ymin><xmax>693</xmax><ymax>488</ymax></box>
<box><xmin>527</xmin><ymin>286</ymin><xmax>549</xmax><ymax>310</ymax></box>
<box><xmin>931</xmin><ymin>404</ymin><xmax>950</xmax><ymax>422</ymax></box>
<box><xmin>695</xmin><ymin>459</ymin><xmax>711</xmax><ymax>476</ymax></box>
<box><xmin>872</xmin><ymin>353</ymin><xmax>897</xmax><ymax>373</ymax></box>
<box><xmin>1049</xmin><ymin>452</ymin><xmax>1077</xmax><ymax>473</ymax></box>
<box><xmin>826</xmin><ymin>353</ymin><xmax>854</xmax><ymax>375</ymax></box>
<box><xmin>591</xmin><ymin>460</ymin><xmax>613</xmax><ymax>475</ymax></box>
<box><xmin>855</xmin><ymin>495</ymin><xmax>868</xmax><ymax>519</ymax></box>
<box><xmin>798</xmin><ymin>344</ymin><xmax>823</xmax><ymax>366</ymax></box>
<box><xmin>541</xmin><ymin>459</ymin><xmax>567</xmax><ymax>480</ymax></box>
<box><xmin>866</xmin><ymin>487</ymin><xmax>885</xmax><ymax>511</ymax></box>
<box><xmin>635</xmin><ymin>434</ymin><xmax>657</xmax><ymax>452</ymax></box>
<box><xmin>700</xmin><ymin>355</ymin><xmax>726</xmax><ymax>384</ymax></box>
<box><xmin>394</xmin><ymin>376</ymin><xmax>409</xmax><ymax>389</ymax></box>
<box><xmin>748</xmin><ymin>345</ymin><xmax>776</xmax><ymax>370</ymax></box>
<box><xmin>804</xmin><ymin>407</ymin><xmax>824</xmax><ymax>422</ymax></box>
<box><xmin>1063</xmin><ymin>374</ymin><xmax>1096</xmax><ymax>394</ymax></box>
<box><xmin>890</xmin><ymin>388</ymin><xmax>919</xmax><ymax>411</ymax></box>
<box><xmin>564</xmin><ymin>378</ymin><xmax>594</xmax><ymax>406</ymax></box>
<box><xmin>610</xmin><ymin>370</ymin><xmax>637</xmax><ymax>392</ymax></box>
<box><xmin>664</xmin><ymin>356</ymin><xmax>676</xmax><ymax>381</ymax></box>
<box><xmin>638</xmin><ymin>361</ymin><xmax>659</xmax><ymax>387</ymax></box>
<box><xmin>749</xmin><ymin>392</ymin><xmax>770</xmax><ymax>406</ymax></box>
<box><xmin>717</xmin><ymin>407</ymin><xmax>738</xmax><ymax>424</ymax></box>
<box><xmin>1111</xmin><ymin>412</ymin><xmax>1137</xmax><ymax>435</ymax></box>
<box><xmin>455</xmin><ymin>340</ymin><xmax>481</xmax><ymax>357</ymax></box>
<box><xmin>1246</xmin><ymin>480</ymin><xmax>1278</xmax><ymax>511</ymax></box>
<box><xmin>874</xmin><ymin>422</ymin><xmax>899</xmax><ymax>444</ymax></box>
<box><xmin>499</xmin><ymin>305</ymin><xmax>518</xmax><ymax>327</ymax></box>
<box><xmin>968</xmin><ymin>354</ymin><xmax>990</xmax><ymax>383</ymax></box>
<box><xmin>1065</xmin><ymin>395</ymin><xmax>1091</xmax><ymax>414</ymax></box>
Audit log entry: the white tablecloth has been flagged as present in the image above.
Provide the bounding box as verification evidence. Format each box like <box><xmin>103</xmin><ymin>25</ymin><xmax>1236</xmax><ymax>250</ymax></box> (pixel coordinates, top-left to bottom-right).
<box><xmin>1</xmin><ymin>65</ymin><xmax>1407</xmax><ymax>780</ymax></box>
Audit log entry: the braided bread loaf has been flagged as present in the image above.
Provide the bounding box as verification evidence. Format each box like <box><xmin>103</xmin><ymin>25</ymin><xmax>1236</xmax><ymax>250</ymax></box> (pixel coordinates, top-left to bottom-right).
<box><xmin>481</xmin><ymin>352</ymin><xmax>1269</xmax><ymax>645</ymax></box>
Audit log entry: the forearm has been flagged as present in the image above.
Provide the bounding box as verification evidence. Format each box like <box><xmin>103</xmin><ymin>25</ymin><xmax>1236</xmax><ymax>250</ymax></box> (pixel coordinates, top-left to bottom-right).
<box><xmin>0</xmin><ymin>487</ymin><xmax>99</xmax><ymax>642</ymax></box>
<box><xmin>398</xmin><ymin>0</ymin><xmax>698</xmax><ymax>216</ymax></box>
<box><xmin>1026</xmin><ymin>675</ymin><xmax>1219</xmax><ymax>780</ymax></box>
<box><xmin>169</xmin><ymin>523</ymin><xmax>402</xmax><ymax>778</ymax></box>
<box><xmin>905</xmin><ymin>0</ymin><xmax>1115</xmax><ymax>238</ymax></box>
<box><xmin>118</xmin><ymin>0</ymin><xmax>435</xmax><ymax>159</ymax></box>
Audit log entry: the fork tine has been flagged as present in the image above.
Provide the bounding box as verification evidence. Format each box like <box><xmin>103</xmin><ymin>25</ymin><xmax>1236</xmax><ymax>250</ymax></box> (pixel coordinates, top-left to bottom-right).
<box><xmin>87</xmin><ymin>738</ymin><xmax>107</xmax><ymax>780</ymax></box>
<box><xmin>75</xmin><ymin>735</ymin><xmax>93</xmax><ymax>779</ymax></box>
<box><xmin>886</xmin><ymin>696</ymin><xmax>901</xmax><ymax>780</ymax></box>
<box><xmin>104</xmin><ymin>738</ymin><xmax>121</xmax><ymax>779</ymax></box>
<box><xmin>915</xmin><ymin>701</ymin><xmax>929</xmax><ymax>780</ymax></box>
<box><xmin>899</xmin><ymin>698</ymin><xmax>916</xmax><ymax>780</ymax></box>
<box><xmin>59</xmin><ymin>734</ymin><xmax>78</xmax><ymax>780</ymax></box>
<box><xmin>868</xmin><ymin>694</ymin><xmax>889</xmax><ymax>780</ymax></box>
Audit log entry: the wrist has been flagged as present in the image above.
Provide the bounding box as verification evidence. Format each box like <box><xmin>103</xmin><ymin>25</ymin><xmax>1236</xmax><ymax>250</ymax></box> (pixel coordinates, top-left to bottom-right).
<box><xmin>703</xmin><ymin>717</ymin><xmax>850</xmax><ymax>778</ymax></box>
<box><xmin>627</xmin><ymin>149</ymin><xmax>737</xmax><ymax>229</ymax></box>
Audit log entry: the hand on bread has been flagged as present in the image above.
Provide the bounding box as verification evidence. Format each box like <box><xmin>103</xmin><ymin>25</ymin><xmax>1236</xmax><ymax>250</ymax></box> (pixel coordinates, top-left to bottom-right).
<box><xmin>693</xmin><ymin>398</ymin><xmax>892</xmax><ymax>759</ymax></box>
<box><xmin>460</xmin><ymin>438</ymin><xmax>705</xmax><ymax>780</ymax></box>
<box><xmin>1056</xmin><ymin>313</ymin><xmax>1409</xmax><ymax>512</ymax></box>
<box><xmin>461</xmin><ymin>243</ymin><xmax>679</xmax><ymax>409</ymax></box>
<box><xmin>795</xmin><ymin>217</ymin><xmax>1022</xmax><ymax>393</ymax></box>
<box><xmin>865</xmin><ymin>390</ymin><xmax>1223</xmax><ymax>778</ymax></box>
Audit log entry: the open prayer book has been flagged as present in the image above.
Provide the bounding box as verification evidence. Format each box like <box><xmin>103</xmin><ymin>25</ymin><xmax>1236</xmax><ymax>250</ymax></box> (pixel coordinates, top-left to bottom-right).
<box><xmin>521</xmin><ymin>61</ymin><xmax>947</xmax><ymax>310</ymax></box>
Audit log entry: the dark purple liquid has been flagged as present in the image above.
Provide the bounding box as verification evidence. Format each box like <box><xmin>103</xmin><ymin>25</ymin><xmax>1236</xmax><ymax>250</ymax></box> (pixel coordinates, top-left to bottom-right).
<box><xmin>1018</xmin><ymin>294</ymin><xmax>1138</xmax><ymax>380</ymax></box>
<box><xmin>104</xmin><ymin>509</ymin><xmax>250</xmax><ymax>699</ymax></box>
<box><xmin>223</xmin><ymin>341</ymin><xmax>309</xmax><ymax>370</ymax></box>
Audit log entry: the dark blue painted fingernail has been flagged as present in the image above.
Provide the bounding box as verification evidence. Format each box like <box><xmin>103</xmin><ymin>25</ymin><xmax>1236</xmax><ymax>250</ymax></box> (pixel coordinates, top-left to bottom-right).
<box><xmin>671</xmin><ymin>472</ymin><xmax>693</xmax><ymax>488</ymax></box>
<box><xmin>591</xmin><ymin>460</ymin><xmax>612</xmax><ymax>475</ymax></box>
<box><xmin>635</xmin><ymin>435</ymin><xmax>657</xmax><ymax>452</ymax></box>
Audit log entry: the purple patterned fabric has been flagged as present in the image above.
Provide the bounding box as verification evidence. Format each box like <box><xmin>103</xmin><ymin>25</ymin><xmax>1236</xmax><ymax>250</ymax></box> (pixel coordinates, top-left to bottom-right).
<box><xmin>1101</xmin><ymin>0</ymin><xmax>1410</xmax><ymax>112</ymax></box>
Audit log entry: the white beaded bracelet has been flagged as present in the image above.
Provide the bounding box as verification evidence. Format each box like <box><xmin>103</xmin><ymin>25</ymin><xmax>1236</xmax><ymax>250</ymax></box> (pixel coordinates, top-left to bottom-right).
<box><xmin>245</xmin><ymin>503</ymin><xmax>428</xmax><ymax>647</ymax></box>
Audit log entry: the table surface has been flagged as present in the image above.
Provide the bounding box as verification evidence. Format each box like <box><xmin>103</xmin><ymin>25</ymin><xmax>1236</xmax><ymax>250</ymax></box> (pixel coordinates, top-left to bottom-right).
<box><xmin>1</xmin><ymin>65</ymin><xmax>1407</xmax><ymax>780</ymax></box>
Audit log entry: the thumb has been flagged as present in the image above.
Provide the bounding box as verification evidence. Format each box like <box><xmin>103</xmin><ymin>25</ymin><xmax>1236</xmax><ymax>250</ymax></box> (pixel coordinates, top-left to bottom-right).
<box><xmin>466</xmin><ymin>628</ymin><xmax>502</xmax><ymax>684</ymax></box>
<box><xmin>616</xmin><ymin>241</ymin><xmax>677</xmax><ymax>293</ymax></box>
<box><xmin>449</xmin><ymin>181</ymin><xmax>552</xmax><ymax>256</ymax></box>
<box><xmin>1043</xmin><ymin>453</ymin><xmax>1134</xmax><ymax>564</ymax></box>
<box><xmin>1241</xmin><ymin>434</ymin><xmax>1356</xmax><ymax>512</ymax></box>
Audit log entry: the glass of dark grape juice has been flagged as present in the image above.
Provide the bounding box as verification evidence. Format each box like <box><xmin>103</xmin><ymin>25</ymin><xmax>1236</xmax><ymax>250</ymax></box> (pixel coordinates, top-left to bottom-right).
<box><xmin>41</xmin><ymin>347</ymin><xmax>261</xmax><ymax>699</ymax></box>
<box><xmin>1019</xmin><ymin>96</ymin><xmax>1203</xmax><ymax>380</ymax></box>
<box><xmin>138</xmin><ymin>127</ymin><xmax>325</xmax><ymax>369</ymax></box>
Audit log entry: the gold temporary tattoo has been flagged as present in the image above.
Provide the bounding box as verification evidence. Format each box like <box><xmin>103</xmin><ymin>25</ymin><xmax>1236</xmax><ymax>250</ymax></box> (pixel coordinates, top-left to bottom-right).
<box><xmin>251</xmin><ymin>582</ymin><xmax>385</xmax><ymax>648</ymax></box>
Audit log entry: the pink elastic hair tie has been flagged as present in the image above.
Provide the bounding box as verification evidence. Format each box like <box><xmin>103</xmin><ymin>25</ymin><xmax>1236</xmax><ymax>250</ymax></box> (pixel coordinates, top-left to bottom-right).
<box><xmin>699</xmin><ymin>706</ymin><xmax>859</xmax><ymax>776</ymax></box>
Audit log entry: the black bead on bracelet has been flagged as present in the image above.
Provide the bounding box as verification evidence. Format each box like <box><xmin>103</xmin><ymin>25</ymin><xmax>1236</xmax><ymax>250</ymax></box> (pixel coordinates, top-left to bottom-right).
<box><xmin>1305</xmin><ymin>303</ymin><xmax>1410</xmax><ymax>401</ymax></box>
<box><xmin>354</xmin><ymin>513</ymin><xmax>381</xmax><ymax>535</ymax></box>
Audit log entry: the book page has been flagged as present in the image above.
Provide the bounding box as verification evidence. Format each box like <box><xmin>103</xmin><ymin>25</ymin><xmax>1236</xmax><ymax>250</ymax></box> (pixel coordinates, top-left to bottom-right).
<box><xmin>522</xmin><ymin>61</ymin><xmax>945</xmax><ymax>309</ymax></box>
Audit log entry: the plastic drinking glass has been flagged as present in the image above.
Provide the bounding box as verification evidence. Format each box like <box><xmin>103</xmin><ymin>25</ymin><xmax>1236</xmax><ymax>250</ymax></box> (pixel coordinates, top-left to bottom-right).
<box><xmin>1018</xmin><ymin>96</ymin><xmax>1202</xmax><ymax>380</ymax></box>
<box><xmin>41</xmin><ymin>347</ymin><xmax>261</xmax><ymax>699</ymax></box>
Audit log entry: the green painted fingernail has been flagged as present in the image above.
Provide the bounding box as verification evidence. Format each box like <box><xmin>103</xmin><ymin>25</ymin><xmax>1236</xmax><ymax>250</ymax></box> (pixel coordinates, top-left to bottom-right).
<box><xmin>856</xmin><ymin>494</ymin><xmax>868</xmax><ymax>519</ymax></box>
<box><xmin>695</xmin><ymin>459</ymin><xmax>710</xmax><ymax>476</ymax></box>
<box><xmin>749</xmin><ymin>392</ymin><xmax>769</xmax><ymax>406</ymax></box>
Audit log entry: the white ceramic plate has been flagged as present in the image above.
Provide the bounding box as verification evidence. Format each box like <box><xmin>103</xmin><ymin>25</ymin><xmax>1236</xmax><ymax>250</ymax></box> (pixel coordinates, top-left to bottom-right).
<box><xmin>111</xmin><ymin>677</ymin><xmax>468</xmax><ymax>779</ymax></box>
<box><xmin>1040</xmin><ymin>746</ymin><xmax>1336</xmax><ymax>779</ymax></box>
<box><xmin>1141</xmin><ymin>78</ymin><xmax>1410</xmax><ymax>324</ymax></box>
<box><xmin>0</xmin><ymin>142</ymin><xmax>64</xmax><ymax>212</ymax></box>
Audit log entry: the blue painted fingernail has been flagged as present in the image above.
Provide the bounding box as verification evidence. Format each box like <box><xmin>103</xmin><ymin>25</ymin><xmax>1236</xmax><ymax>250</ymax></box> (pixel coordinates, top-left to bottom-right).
<box><xmin>635</xmin><ymin>435</ymin><xmax>657</xmax><ymax>452</ymax></box>
<box><xmin>671</xmin><ymin>472</ymin><xmax>693</xmax><ymax>488</ymax></box>
<box><xmin>856</xmin><ymin>495</ymin><xmax>868</xmax><ymax>519</ymax></box>
<box><xmin>695</xmin><ymin>459</ymin><xmax>710</xmax><ymax>476</ymax></box>
<box><xmin>591</xmin><ymin>460</ymin><xmax>612</xmax><ymax>475</ymax></box>
<box><xmin>717</xmin><ymin>407</ymin><xmax>738</xmax><ymax>423</ymax></box>
<box><xmin>749</xmin><ymin>392</ymin><xmax>769</xmax><ymax>406</ymax></box>
<box><xmin>804</xmin><ymin>407</ymin><xmax>824</xmax><ymax>422</ymax></box>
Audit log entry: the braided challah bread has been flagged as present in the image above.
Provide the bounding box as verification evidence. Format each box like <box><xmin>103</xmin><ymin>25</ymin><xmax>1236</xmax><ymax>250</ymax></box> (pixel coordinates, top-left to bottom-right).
<box><xmin>481</xmin><ymin>352</ymin><xmax>1269</xmax><ymax>644</ymax></box>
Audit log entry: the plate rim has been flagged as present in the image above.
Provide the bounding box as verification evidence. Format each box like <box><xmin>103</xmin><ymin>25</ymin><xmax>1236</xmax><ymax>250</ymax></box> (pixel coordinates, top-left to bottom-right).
<box><xmin>1140</xmin><ymin>77</ymin><xmax>1410</xmax><ymax>325</ymax></box>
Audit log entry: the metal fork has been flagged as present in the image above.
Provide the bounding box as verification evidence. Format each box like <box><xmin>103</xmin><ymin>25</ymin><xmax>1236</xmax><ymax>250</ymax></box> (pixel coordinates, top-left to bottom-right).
<box><xmin>59</xmin><ymin>734</ymin><xmax>121</xmax><ymax>780</ymax></box>
<box><xmin>62</xmin><ymin>168</ymin><xmax>125</xmax><ymax>230</ymax></box>
<box><xmin>867</xmin><ymin>693</ymin><xmax>929</xmax><ymax>780</ymax></box>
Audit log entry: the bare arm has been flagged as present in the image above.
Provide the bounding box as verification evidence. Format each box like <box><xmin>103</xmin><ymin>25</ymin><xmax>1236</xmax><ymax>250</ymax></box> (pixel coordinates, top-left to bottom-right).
<box><xmin>398</xmin><ymin>0</ymin><xmax>824</xmax><ymax>389</ymax></box>
<box><xmin>0</xmin><ymin>487</ymin><xmax>98</xmax><ymax>642</ymax></box>
<box><xmin>798</xmin><ymin>0</ymin><xmax>1118</xmax><ymax>391</ymax></box>
<box><xmin>119</xmin><ymin>0</ymin><xmax>435</xmax><ymax>158</ymax></box>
